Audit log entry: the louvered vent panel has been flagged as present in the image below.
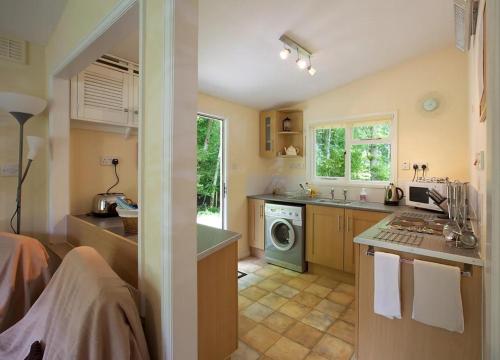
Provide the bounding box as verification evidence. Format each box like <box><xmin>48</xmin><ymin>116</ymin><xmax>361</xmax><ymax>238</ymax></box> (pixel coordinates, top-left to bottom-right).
<box><xmin>83</xmin><ymin>71</ymin><xmax>124</xmax><ymax>111</ymax></box>
<box><xmin>0</xmin><ymin>37</ymin><xmax>27</xmax><ymax>64</ymax></box>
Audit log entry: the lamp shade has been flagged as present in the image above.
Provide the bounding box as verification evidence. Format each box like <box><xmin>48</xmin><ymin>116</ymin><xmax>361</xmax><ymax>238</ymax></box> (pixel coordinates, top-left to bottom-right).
<box><xmin>0</xmin><ymin>92</ymin><xmax>47</xmax><ymax>116</ymax></box>
<box><xmin>26</xmin><ymin>136</ymin><xmax>44</xmax><ymax>160</ymax></box>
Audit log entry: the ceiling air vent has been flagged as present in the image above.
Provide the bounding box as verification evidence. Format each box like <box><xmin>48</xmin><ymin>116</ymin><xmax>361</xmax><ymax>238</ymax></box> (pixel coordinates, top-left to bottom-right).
<box><xmin>454</xmin><ymin>0</ymin><xmax>479</xmax><ymax>52</ymax></box>
<box><xmin>0</xmin><ymin>37</ymin><xmax>27</xmax><ymax>64</ymax></box>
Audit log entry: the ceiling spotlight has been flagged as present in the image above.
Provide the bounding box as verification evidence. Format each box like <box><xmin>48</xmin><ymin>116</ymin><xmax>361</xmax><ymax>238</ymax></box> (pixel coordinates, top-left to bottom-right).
<box><xmin>296</xmin><ymin>54</ymin><xmax>307</xmax><ymax>70</ymax></box>
<box><xmin>307</xmin><ymin>56</ymin><xmax>316</xmax><ymax>76</ymax></box>
<box><xmin>280</xmin><ymin>48</ymin><xmax>291</xmax><ymax>60</ymax></box>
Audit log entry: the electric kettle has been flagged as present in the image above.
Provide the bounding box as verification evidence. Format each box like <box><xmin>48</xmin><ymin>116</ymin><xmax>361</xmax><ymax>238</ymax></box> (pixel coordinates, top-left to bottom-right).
<box><xmin>384</xmin><ymin>183</ymin><xmax>404</xmax><ymax>206</ymax></box>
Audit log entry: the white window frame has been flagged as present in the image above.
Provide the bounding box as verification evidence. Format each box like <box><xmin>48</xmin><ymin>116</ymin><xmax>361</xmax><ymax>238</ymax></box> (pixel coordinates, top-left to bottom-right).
<box><xmin>307</xmin><ymin>112</ymin><xmax>398</xmax><ymax>188</ymax></box>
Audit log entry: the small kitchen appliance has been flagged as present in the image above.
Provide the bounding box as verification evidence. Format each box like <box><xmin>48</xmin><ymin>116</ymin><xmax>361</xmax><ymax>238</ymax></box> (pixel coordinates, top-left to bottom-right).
<box><xmin>384</xmin><ymin>183</ymin><xmax>404</xmax><ymax>206</ymax></box>
<box><xmin>406</xmin><ymin>181</ymin><xmax>448</xmax><ymax>212</ymax></box>
<box><xmin>92</xmin><ymin>192</ymin><xmax>126</xmax><ymax>217</ymax></box>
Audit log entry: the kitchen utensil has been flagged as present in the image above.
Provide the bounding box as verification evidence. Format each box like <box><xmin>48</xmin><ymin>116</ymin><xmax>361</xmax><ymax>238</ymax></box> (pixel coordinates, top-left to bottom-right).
<box><xmin>459</xmin><ymin>231</ymin><xmax>478</xmax><ymax>249</ymax></box>
<box><xmin>384</xmin><ymin>183</ymin><xmax>404</xmax><ymax>206</ymax></box>
<box><xmin>92</xmin><ymin>192</ymin><xmax>126</xmax><ymax>217</ymax></box>
<box><xmin>427</xmin><ymin>188</ymin><xmax>449</xmax><ymax>214</ymax></box>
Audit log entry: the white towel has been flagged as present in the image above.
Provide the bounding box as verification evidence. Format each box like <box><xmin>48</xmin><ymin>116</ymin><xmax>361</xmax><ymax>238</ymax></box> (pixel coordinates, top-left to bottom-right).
<box><xmin>374</xmin><ymin>251</ymin><xmax>401</xmax><ymax>319</ymax></box>
<box><xmin>412</xmin><ymin>259</ymin><xmax>464</xmax><ymax>333</ymax></box>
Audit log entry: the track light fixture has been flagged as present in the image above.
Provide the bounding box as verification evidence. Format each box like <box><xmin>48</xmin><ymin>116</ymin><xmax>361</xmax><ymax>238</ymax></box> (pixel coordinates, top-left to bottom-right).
<box><xmin>279</xmin><ymin>34</ymin><xmax>317</xmax><ymax>76</ymax></box>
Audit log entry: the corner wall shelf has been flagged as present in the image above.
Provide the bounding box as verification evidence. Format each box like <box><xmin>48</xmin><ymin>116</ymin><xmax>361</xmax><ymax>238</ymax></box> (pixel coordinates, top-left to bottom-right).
<box><xmin>277</xmin><ymin>131</ymin><xmax>302</xmax><ymax>135</ymax></box>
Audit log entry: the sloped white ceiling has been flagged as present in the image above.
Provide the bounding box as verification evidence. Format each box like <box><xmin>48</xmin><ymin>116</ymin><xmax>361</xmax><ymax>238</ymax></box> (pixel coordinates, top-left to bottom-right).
<box><xmin>0</xmin><ymin>0</ymin><xmax>68</xmax><ymax>45</ymax></box>
<box><xmin>198</xmin><ymin>0</ymin><xmax>455</xmax><ymax>109</ymax></box>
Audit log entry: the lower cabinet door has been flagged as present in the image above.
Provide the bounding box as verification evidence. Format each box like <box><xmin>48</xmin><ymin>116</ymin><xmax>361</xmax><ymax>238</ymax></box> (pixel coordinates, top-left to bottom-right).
<box><xmin>344</xmin><ymin>209</ymin><xmax>387</xmax><ymax>274</ymax></box>
<box><xmin>306</xmin><ymin>205</ymin><xmax>344</xmax><ymax>271</ymax></box>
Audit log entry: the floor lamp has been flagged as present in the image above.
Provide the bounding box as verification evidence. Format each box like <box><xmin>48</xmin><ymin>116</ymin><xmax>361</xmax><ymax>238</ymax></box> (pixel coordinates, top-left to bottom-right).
<box><xmin>0</xmin><ymin>92</ymin><xmax>47</xmax><ymax>234</ymax></box>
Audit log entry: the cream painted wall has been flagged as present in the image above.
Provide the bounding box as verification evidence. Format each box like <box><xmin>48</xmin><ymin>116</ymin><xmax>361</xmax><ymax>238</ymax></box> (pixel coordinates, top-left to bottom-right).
<box><xmin>198</xmin><ymin>93</ymin><xmax>275</xmax><ymax>259</ymax></box>
<box><xmin>279</xmin><ymin>46</ymin><xmax>470</xmax><ymax>198</ymax></box>
<box><xmin>69</xmin><ymin>128</ymin><xmax>138</xmax><ymax>215</ymax></box>
<box><xmin>0</xmin><ymin>41</ymin><xmax>48</xmax><ymax>238</ymax></box>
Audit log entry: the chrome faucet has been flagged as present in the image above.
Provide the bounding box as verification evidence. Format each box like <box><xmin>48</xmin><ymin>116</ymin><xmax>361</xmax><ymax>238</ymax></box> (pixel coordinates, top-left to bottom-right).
<box><xmin>330</xmin><ymin>188</ymin><xmax>335</xmax><ymax>200</ymax></box>
<box><xmin>343</xmin><ymin>189</ymin><xmax>348</xmax><ymax>201</ymax></box>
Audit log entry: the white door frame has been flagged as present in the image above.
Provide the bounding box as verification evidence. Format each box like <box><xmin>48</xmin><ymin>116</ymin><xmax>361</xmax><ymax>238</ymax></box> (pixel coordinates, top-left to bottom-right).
<box><xmin>46</xmin><ymin>0</ymin><xmax>199</xmax><ymax>358</ymax></box>
<box><xmin>197</xmin><ymin>112</ymin><xmax>227</xmax><ymax>230</ymax></box>
<box><xmin>486</xmin><ymin>0</ymin><xmax>500</xmax><ymax>358</ymax></box>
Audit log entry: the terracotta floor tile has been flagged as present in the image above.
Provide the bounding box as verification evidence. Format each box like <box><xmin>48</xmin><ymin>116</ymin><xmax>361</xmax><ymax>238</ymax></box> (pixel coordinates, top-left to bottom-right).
<box><xmin>255</xmin><ymin>266</ymin><xmax>279</xmax><ymax>278</ymax></box>
<box><xmin>239</xmin><ymin>260</ymin><xmax>262</xmax><ymax>273</ymax></box>
<box><xmin>258</xmin><ymin>293</ymin><xmax>289</xmax><ymax>310</ymax></box>
<box><xmin>287</xmin><ymin>278</ymin><xmax>311</xmax><ymax>291</ymax></box>
<box><xmin>242</xmin><ymin>273</ymin><xmax>265</xmax><ymax>286</ymax></box>
<box><xmin>301</xmin><ymin>310</ymin><xmax>334</xmax><ymax>331</ymax></box>
<box><xmin>238</xmin><ymin>281</ymin><xmax>251</xmax><ymax>291</ymax></box>
<box><xmin>313</xmin><ymin>334</ymin><xmax>354</xmax><ymax>360</ymax></box>
<box><xmin>265</xmin><ymin>337</ymin><xmax>310</xmax><ymax>360</ymax></box>
<box><xmin>298</xmin><ymin>273</ymin><xmax>319</xmax><ymax>282</ymax></box>
<box><xmin>279</xmin><ymin>301</ymin><xmax>311</xmax><ymax>320</ymax></box>
<box><xmin>262</xmin><ymin>312</ymin><xmax>296</xmax><ymax>334</ymax></box>
<box><xmin>315</xmin><ymin>299</ymin><xmax>345</xmax><ymax>319</ymax></box>
<box><xmin>340</xmin><ymin>308</ymin><xmax>355</xmax><ymax>325</ymax></box>
<box><xmin>241</xmin><ymin>324</ymin><xmax>281</xmax><ymax>353</ymax></box>
<box><xmin>305</xmin><ymin>353</ymin><xmax>329</xmax><ymax>360</ymax></box>
<box><xmin>241</xmin><ymin>302</ymin><xmax>274</xmax><ymax>322</ymax></box>
<box><xmin>270</xmin><ymin>273</ymin><xmax>294</xmax><ymax>284</ymax></box>
<box><xmin>327</xmin><ymin>320</ymin><xmax>354</xmax><ymax>345</ymax></box>
<box><xmin>304</xmin><ymin>283</ymin><xmax>331</xmax><ymax>298</ymax></box>
<box><xmin>257</xmin><ymin>279</ymin><xmax>282</xmax><ymax>292</ymax></box>
<box><xmin>240</xmin><ymin>286</ymin><xmax>269</xmax><ymax>301</ymax></box>
<box><xmin>275</xmin><ymin>285</ymin><xmax>300</xmax><ymax>299</ymax></box>
<box><xmin>285</xmin><ymin>322</ymin><xmax>323</xmax><ymax>349</ymax></box>
<box><xmin>239</xmin><ymin>295</ymin><xmax>253</xmax><ymax>310</ymax></box>
<box><xmin>231</xmin><ymin>340</ymin><xmax>260</xmax><ymax>360</ymax></box>
<box><xmin>239</xmin><ymin>314</ymin><xmax>257</xmax><ymax>336</ymax></box>
<box><xmin>314</xmin><ymin>277</ymin><xmax>339</xmax><ymax>290</ymax></box>
<box><xmin>327</xmin><ymin>291</ymin><xmax>354</xmax><ymax>306</ymax></box>
<box><xmin>293</xmin><ymin>292</ymin><xmax>323</xmax><ymax>308</ymax></box>
<box><xmin>280</xmin><ymin>268</ymin><xmax>301</xmax><ymax>277</ymax></box>
<box><xmin>335</xmin><ymin>283</ymin><xmax>355</xmax><ymax>296</ymax></box>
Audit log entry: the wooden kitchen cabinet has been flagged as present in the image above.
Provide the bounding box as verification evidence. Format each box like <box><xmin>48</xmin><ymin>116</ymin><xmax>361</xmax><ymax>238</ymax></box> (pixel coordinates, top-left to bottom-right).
<box><xmin>343</xmin><ymin>210</ymin><xmax>387</xmax><ymax>274</ymax></box>
<box><xmin>248</xmin><ymin>199</ymin><xmax>265</xmax><ymax>251</ymax></box>
<box><xmin>306</xmin><ymin>205</ymin><xmax>345</xmax><ymax>271</ymax></box>
<box><xmin>70</xmin><ymin>55</ymin><xmax>139</xmax><ymax>128</ymax></box>
<box><xmin>259</xmin><ymin>111</ymin><xmax>277</xmax><ymax>158</ymax></box>
<box><xmin>356</xmin><ymin>244</ymin><xmax>482</xmax><ymax>360</ymax></box>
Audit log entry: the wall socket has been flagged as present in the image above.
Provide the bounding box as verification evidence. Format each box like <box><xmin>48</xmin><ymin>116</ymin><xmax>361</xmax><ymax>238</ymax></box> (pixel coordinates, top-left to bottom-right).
<box><xmin>412</xmin><ymin>162</ymin><xmax>428</xmax><ymax>170</ymax></box>
<box><xmin>401</xmin><ymin>161</ymin><xmax>410</xmax><ymax>170</ymax></box>
<box><xmin>0</xmin><ymin>163</ymin><xmax>18</xmax><ymax>177</ymax></box>
<box><xmin>100</xmin><ymin>156</ymin><xmax>119</xmax><ymax>166</ymax></box>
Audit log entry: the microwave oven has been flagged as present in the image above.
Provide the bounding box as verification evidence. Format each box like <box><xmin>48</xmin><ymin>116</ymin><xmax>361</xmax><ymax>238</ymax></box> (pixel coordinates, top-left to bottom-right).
<box><xmin>406</xmin><ymin>181</ymin><xmax>448</xmax><ymax>212</ymax></box>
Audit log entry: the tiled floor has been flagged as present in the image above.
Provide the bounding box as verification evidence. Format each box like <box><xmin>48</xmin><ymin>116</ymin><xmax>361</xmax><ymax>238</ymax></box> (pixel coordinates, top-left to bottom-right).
<box><xmin>234</xmin><ymin>257</ymin><xmax>356</xmax><ymax>360</ymax></box>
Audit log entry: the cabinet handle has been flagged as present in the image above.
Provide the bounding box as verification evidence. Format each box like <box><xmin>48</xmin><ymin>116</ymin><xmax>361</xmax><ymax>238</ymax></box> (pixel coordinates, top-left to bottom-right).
<box><xmin>346</xmin><ymin>216</ymin><xmax>350</xmax><ymax>233</ymax></box>
<box><xmin>338</xmin><ymin>215</ymin><xmax>341</xmax><ymax>232</ymax></box>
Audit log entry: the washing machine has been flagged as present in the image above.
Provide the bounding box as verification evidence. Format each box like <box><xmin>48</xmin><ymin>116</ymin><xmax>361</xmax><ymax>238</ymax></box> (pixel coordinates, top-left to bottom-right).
<box><xmin>264</xmin><ymin>203</ymin><xmax>306</xmax><ymax>273</ymax></box>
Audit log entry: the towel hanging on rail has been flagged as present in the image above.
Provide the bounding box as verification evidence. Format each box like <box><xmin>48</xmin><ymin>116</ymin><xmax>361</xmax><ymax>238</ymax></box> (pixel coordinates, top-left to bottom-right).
<box><xmin>374</xmin><ymin>251</ymin><xmax>401</xmax><ymax>319</ymax></box>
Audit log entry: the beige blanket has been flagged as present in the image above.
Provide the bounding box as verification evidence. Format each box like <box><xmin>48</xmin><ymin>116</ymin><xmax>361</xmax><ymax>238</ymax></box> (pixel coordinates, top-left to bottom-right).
<box><xmin>0</xmin><ymin>232</ymin><xmax>51</xmax><ymax>333</ymax></box>
<box><xmin>0</xmin><ymin>246</ymin><xmax>150</xmax><ymax>360</ymax></box>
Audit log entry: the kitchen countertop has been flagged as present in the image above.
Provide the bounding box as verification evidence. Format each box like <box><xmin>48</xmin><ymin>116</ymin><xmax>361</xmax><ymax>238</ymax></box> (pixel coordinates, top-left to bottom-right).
<box><xmin>74</xmin><ymin>214</ymin><xmax>241</xmax><ymax>261</ymax></box>
<box><xmin>248</xmin><ymin>194</ymin><xmax>483</xmax><ymax>266</ymax></box>
<box><xmin>354</xmin><ymin>212</ymin><xmax>483</xmax><ymax>266</ymax></box>
<box><xmin>248</xmin><ymin>194</ymin><xmax>401</xmax><ymax>213</ymax></box>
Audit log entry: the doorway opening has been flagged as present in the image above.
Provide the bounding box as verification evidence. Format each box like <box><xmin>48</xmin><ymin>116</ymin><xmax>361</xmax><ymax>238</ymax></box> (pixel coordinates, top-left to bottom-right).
<box><xmin>196</xmin><ymin>113</ymin><xmax>226</xmax><ymax>229</ymax></box>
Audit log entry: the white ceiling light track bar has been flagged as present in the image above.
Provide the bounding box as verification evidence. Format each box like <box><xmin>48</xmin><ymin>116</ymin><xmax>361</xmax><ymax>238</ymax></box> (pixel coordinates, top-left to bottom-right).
<box><xmin>279</xmin><ymin>34</ymin><xmax>316</xmax><ymax>76</ymax></box>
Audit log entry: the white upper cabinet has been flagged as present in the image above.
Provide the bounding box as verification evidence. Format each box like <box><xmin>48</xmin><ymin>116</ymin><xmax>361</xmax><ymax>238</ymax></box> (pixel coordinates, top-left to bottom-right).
<box><xmin>71</xmin><ymin>56</ymin><xmax>139</xmax><ymax>128</ymax></box>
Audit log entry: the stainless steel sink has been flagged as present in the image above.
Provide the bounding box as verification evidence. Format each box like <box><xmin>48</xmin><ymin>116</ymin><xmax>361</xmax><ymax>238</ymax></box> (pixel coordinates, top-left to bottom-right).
<box><xmin>314</xmin><ymin>198</ymin><xmax>352</xmax><ymax>205</ymax></box>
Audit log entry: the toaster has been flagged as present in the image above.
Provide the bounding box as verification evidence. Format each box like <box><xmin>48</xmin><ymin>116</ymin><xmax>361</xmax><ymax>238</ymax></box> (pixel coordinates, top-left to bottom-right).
<box><xmin>92</xmin><ymin>193</ymin><xmax>126</xmax><ymax>217</ymax></box>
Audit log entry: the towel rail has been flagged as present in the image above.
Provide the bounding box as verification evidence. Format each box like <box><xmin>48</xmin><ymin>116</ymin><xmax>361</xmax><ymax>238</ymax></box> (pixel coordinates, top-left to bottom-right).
<box><xmin>365</xmin><ymin>246</ymin><xmax>472</xmax><ymax>277</ymax></box>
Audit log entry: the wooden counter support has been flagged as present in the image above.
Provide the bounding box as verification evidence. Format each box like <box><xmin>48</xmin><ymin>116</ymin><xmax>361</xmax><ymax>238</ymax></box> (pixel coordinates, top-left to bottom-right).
<box><xmin>356</xmin><ymin>244</ymin><xmax>482</xmax><ymax>360</ymax></box>
<box><xmin>198</xmin><ymin>241</ymin><xmax>238</xmax><ymax>360</ymax></box>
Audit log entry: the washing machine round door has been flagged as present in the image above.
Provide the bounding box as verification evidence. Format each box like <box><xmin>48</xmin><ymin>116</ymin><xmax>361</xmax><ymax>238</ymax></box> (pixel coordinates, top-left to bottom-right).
<box><xmin>269</xmin><ymin>218</ymin><xmax>295</xmax><ymax>251</ymax></box>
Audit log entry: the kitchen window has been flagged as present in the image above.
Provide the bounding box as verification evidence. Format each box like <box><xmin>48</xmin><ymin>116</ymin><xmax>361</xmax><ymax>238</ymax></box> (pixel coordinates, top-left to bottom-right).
<box><xmin>310</xmin><ymin>113</ymin><xmax>397</xmax><ymax>186</ymax></box>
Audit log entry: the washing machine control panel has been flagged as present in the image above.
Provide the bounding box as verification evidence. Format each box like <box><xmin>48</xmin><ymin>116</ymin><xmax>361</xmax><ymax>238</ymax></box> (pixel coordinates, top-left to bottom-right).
<box><xmin>265</xmin><ymin>204</ymin><xmax>303</xmax><ymax>221</ymax></box>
